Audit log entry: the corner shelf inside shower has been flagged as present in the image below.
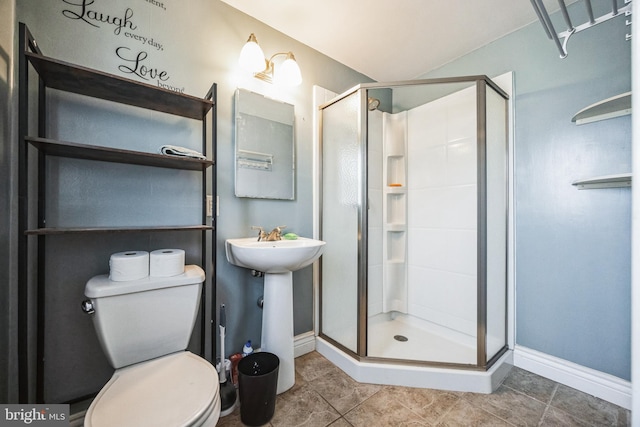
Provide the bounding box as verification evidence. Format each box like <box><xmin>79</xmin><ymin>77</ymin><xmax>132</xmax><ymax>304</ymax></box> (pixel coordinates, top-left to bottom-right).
<box><xmin>382</xmin><ymin>112</ymin><xmax>408</xmax><ymax>313</ymax></box>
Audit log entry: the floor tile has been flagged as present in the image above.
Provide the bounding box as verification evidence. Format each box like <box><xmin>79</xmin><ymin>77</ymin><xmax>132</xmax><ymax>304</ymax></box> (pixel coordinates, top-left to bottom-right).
<box><xmin>295</xmin><ymin>351</ymin><xmax>342</xmax><ymax>382</ymax></box>
<box><xmin>309</xmin><ymin>366</ymin><xmax>383</xmax><ymax>414</ymax></box>
<box><xmin>463</xmin><ymin>384</ymin><xmax>547</xmax><ymax>426</ymax></box>
<box><xmin>327</xmin><ymin>418</ymin><xmax>353</xmax><ymax>427</ymax></box>
<box><xmin>502</xmin><ymin>366</ymin><xmax>557</xmax><ymax>404</ymax></box>
<box><xmin>539</xmin><ymin>406</ymin><xmax>593</xmax><ymax>427</ymax></box>
<box><xmin>271</xmin><ymin>383</ymin><xmax>341</xmax><ymax>427</ymax></box>
<box><xmin>388</xmin><ymin>385</ymin><xmax>461</xmax><ymax>425</ymax></box>
<box><xmin>550</xmin><ymin>384</ymin><xmax>628</xmax><ymax>426</ymax></box>
<box><xmin>435</xmin><ymin>398</ymin><xmax>512</xmax><ymax>426</ymax></box>
<box><xmin>343</xmin><ymin>388</ymin><xmax>430</xmax><ymax>426</ymax></box>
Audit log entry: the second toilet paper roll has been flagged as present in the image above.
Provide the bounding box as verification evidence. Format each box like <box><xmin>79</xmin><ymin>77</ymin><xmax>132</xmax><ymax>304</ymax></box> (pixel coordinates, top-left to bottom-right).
<box><xmin>150</xmin><ymin>249</ymin><xmax>185</xmax><ymax>277</ymax></box>
<box><xmin>109</xmin><ymin>251</ymin><xmax>150</xmax><ymax>282</ymax></box>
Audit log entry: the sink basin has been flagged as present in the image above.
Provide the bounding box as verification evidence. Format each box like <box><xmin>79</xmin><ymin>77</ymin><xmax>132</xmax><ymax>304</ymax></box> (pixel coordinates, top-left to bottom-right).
<box><xmin>225</xmin><ymin>237</ymin><xmax>326</xmax><ymax>273</ymax></box>
<box><xmin>225</xmin><ymin>236</ymin><xmax>326</xmax><ymax>394</ymax></box>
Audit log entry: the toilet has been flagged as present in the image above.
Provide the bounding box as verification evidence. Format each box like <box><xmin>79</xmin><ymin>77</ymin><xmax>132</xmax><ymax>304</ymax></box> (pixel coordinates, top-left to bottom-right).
<box><xmin>82</xmin><ymin>265</ymin><xmax>220</xmax><ymax>427</ymax></box>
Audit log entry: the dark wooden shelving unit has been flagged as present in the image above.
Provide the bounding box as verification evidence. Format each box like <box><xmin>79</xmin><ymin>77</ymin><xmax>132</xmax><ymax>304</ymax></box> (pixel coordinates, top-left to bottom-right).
<box><xmin>17</xmin><ymin>23</ymin><xmax>217</xmax><ymax>404</ymax></box>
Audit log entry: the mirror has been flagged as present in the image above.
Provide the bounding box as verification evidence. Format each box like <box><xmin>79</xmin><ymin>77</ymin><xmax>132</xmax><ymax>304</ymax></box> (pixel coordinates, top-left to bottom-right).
<box><xmin>234</xmin><ymin>89</ymin><xmax>295</xmax><ymax>199</ymax></box>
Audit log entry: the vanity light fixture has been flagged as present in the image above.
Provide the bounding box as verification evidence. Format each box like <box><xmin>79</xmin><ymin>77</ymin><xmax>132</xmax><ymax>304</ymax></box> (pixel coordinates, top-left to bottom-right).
<box><xmin>238</xmin><ymin>33</ymin><xmax>302</xmax><ymax>86</ymax></box>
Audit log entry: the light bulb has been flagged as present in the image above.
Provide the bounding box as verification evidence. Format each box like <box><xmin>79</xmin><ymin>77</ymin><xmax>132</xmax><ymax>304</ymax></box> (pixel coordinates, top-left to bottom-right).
<box><xmin>276</xmin><ymin>52</ymin><xmax>302</xmax><ymax>86</ymax></box>
<box><xmin>239</xmin><ymin>34</ymin><xmax>266</xmax><ymax>73</ymax></box>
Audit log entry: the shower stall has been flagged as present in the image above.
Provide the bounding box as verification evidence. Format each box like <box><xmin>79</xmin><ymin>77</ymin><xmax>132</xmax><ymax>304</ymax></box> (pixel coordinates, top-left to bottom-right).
<box><xmin>318</xmin><ymin>76</ymin><xmax>511</xmax><ymax>392</ymax></box>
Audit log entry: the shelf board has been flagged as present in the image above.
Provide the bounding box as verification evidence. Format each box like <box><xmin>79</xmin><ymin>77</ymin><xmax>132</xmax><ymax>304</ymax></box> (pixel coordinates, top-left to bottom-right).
<box><xmin>25</xmin><ymin>225</ymin><xmax>213</xmax><ymax>236</ymax></box>
<box><xmin>572</xmin><ymin>92</ymin><xmax>631</xmax><ymax>125</ymax></box>
<box><xmin>25</xmin><ymin>136</ymin><xmax>213</xmax><ymax>171</ymax></box>
<box><xmin>385</xmin><ymin>186</ymin><xmax>406</xmax><ymax>194</ymax></box>
<box><xmin>385</xmin><ymin>224</ymin><xmax>406</xmax><ymax>232</ymax></box>
<box><xmin>572</xmin><ymin>173</ymin><xmax>632</xmax><ymax>189</ymax></box>
<box><xmin>26</xmin><ymin>52</ymin><xmax>213</xmax><ymax>120</ymax></box>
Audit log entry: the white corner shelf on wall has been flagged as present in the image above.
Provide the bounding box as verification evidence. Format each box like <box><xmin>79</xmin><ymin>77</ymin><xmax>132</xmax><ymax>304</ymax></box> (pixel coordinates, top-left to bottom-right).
<box><xmin>572</xmin><ymin>173</ymin><xmax>632</xmax><ymax>189</ymax></box>
<box><xmin>570</xmin><ymin>92</ymin><xmax>632</xmax><ymax>189</ymax></box>
<box><xmin>571</xmin><ymin>92</ymin><xmax>632</xmax><ymax>125</ymax></box>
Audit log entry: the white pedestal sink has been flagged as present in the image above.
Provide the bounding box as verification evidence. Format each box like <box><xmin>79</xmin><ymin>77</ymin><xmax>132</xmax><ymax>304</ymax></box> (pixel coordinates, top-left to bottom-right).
<box><xmin>225</xmin><ymin>237</ymin><xmax>326</xmax><ymax>394</ymax></box>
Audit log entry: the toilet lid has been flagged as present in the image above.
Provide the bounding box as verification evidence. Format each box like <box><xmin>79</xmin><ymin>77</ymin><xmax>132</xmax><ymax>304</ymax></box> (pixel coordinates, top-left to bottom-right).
<box><xmin>85</xmin><ymin>352</ymin><xmax>219</xmax><ymax>427</ymax></box>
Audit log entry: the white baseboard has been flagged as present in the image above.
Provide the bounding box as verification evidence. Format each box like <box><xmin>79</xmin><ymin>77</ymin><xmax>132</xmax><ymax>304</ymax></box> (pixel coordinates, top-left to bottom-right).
<box><xmin>294</xmin><ymin>331</ymin><xmax>316</xmax><ymax>358</ymax></box>
<box><xmin>513</xmin><ymin>345</ymin><xmax>631</xmax><ymax>410</ymax></box>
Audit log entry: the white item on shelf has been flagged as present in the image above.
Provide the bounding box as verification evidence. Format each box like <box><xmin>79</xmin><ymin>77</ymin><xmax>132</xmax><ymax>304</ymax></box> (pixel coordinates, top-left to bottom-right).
<box><xmin>109</xmin><ymin>251</ymin><xmax>149</xmax><ymax>282</ymax></box>
<box><xmin>150</xmin><ymin>249</ymin><xmax>186</xmax><ymax>277</ymax></box>
<box><xmin>159</xmin><ymin>145</ymin><xmax>206</xmax><ymax>160</ymax></box>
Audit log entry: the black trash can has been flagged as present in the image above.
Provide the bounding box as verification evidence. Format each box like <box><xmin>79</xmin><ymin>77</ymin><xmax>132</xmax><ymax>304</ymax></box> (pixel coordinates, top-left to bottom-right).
<box><xmin>238</xmin><ymin>352</ymin><xmax>280</xmax><ymax>426</ymax></box>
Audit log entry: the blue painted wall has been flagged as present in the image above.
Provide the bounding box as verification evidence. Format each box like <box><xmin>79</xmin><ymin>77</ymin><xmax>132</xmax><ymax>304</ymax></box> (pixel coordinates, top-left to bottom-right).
<box><xmin>419</xmin><ymin>8</ymin><xmax>631</xmax><ymax>379</ymax></box>
<box><xmin>9</xmin><ymin>0</ymin><xmax>371</xmax><ymax>402</ymax></box>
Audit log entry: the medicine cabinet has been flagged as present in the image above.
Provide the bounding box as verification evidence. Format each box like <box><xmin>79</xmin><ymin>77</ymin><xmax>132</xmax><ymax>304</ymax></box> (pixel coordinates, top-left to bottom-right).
<box><xmin>234</xmin><ymin>88</ymin><xmax>295</xmax><ymax>199</ymax></box>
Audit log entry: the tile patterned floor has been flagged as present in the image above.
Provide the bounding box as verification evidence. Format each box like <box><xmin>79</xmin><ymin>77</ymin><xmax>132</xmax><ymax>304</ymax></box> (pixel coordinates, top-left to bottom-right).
<box><xmin>217</xmin><ymin>351</ymin><xmax>631</xmax><ymax>427</ymax></box>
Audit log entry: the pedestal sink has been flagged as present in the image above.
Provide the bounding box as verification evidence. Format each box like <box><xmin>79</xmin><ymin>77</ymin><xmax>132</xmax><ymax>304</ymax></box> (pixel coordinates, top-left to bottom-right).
<box><xmin>225</xmin><ymin>237</ymin><xmax>326</xmax><ymax>394</ymax></box>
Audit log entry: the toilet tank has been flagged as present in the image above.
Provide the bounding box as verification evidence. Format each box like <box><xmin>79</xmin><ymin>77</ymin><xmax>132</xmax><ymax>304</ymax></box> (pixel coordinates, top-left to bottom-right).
<box><xmin>84</xmin><ymin>265</ymin><xmax>205</xmax><ymax>369</ymax></box>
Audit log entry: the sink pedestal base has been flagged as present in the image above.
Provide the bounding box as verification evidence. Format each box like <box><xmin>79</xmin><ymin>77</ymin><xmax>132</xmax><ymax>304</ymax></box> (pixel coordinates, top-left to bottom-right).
<box><xmin>262</xmin><ymin>271</ymin><xmax>295</xmax><ymax>394</ymax></box>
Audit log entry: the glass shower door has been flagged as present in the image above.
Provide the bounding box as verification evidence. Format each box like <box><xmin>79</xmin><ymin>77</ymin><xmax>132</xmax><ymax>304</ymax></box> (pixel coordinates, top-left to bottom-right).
<box><xmin>320</xmin><ymin>91</ymin><xmax>362</xmax><ymax>353</ymax></box>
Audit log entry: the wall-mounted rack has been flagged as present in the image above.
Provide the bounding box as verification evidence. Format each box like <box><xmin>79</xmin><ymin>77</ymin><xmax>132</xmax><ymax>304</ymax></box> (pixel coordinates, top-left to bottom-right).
<box><xmin>530</xmin><ymin>0</ymin><xmax>632</xmax><ymax>58</ymax></box>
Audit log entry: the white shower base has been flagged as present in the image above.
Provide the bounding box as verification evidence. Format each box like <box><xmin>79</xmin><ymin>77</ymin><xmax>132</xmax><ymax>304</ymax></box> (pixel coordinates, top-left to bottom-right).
<box><xmin>316</xmin><ymin>331</ymin><xmax>513</xmax><ymax>394</ymax></box>
<box><xmin>367</xmin><ymin>313</ymin><xmax>476</xmax><ymax>364</ymax></box>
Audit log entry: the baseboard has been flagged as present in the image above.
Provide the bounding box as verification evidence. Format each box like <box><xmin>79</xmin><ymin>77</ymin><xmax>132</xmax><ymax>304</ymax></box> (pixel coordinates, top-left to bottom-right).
<box><xmin>513</xmin><ymin>345</ymin><xmax>631</xmax><ymax>409</ymax></box>
<box><xmin>294</xmin><ymin>331</ymin><xmax>316</xmax><ymax>358</ymax></box>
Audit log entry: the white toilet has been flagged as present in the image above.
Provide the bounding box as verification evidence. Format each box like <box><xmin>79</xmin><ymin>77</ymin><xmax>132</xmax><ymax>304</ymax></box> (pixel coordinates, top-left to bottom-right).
<box><xmin>82</xmin><ymin>265</ymin><xmax>220</xmax><ymax>427</ymax></box>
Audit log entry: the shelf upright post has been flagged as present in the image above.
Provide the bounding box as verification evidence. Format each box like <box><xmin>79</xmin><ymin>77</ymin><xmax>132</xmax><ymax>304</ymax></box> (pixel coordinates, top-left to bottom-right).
<box><xmin>35</xmin><ymin>41</ymin><xmax>48</xmax><ymax>405</ymax></box>
<box><xmin>17</xmin><ymin>21</ymin><xmax>30</xmax><ymax>405</ymax></box>
<box><xmin>18</xmin><ymin>22</ymin><xmax>44</xmax><ymax>403</ymax></box>
<box><xmin>209</xmin><ymin>83</ymin><xmax>217</xmax><ymax>365</ymax></box>
<box><xmin>201</xmin><ymin>83</ymin><xmax>217</xmax><ymax>363</ymax></box>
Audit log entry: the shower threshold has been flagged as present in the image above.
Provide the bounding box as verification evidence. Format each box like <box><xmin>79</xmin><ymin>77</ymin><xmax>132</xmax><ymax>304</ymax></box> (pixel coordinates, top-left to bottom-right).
<box><xmin>316</xmin><ymin>337</ymin><xmax>513</xmax><ymax>394</ymax></box>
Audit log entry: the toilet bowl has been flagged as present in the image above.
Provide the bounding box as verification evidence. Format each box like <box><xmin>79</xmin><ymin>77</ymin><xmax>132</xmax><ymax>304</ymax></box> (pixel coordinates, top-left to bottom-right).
<box><xmin>83</xmin><ymin>265</ymin><xmax>221</xmax><ymax>426</ymax></box>
<box><xmin>84</xmin><ymin>352</ymin><xmax>220</xmax><ymax>427</ymax></box>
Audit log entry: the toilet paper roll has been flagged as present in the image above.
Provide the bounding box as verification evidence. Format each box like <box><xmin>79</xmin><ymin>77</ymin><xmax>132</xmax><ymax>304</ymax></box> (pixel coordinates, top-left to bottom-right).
<box><xmin>149</xmin><ymin>249</ymin><xmax>185</xmax><ymax>277</ymax></box>
<box><xmin>109</xmin><ymin>251</ymin><xmax>149</xmax><ymax>282</ymax></box>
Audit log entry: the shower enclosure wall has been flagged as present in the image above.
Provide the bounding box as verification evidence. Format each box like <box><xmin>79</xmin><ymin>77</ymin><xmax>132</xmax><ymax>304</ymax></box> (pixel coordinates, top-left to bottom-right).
<box><xmin>319</xmin><ymin>77</ymin><xmax>510</xmax><ymax>391</ymax></box>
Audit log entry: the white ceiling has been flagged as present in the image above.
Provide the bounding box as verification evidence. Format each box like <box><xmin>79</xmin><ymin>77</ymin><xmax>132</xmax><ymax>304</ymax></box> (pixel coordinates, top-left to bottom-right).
<box><xmin>221</xmin><ymin>0</ymin><xmax>558</xmax><ymax>82</ymax></box>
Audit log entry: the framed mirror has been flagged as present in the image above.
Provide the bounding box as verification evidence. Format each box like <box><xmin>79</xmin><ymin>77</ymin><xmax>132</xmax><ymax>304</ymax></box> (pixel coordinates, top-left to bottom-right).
<box><xmin>234</xmin><ymin>89</ymin><xmax>295</xmax><ymax>199</ymax></box>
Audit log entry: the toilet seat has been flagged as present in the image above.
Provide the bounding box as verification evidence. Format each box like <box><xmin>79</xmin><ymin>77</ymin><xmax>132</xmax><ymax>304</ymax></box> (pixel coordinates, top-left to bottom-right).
<box><xmin>84</xmin><ymin>351</ymin><xmax>220</xmax><ymax>427</ymax></box>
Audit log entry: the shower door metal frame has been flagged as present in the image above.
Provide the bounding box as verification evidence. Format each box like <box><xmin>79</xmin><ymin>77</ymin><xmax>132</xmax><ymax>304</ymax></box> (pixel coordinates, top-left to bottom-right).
<box><xmin>319</xmin><ymin>76</ymin><xmax>510</xmax><ymax>371</ymax></box>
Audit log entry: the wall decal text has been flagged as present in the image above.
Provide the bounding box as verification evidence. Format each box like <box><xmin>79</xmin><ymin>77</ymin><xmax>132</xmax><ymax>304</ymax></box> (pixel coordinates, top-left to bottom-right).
<box><xmin>62</xmin><ymin>0</ymin><xmax>137</xmax><ymax>35</ymax></box>
<box><xmin>144</xmin><ymin>0</ymin><xmax>166</xmax><ymax>11</ymax></box>
<box><xmin>59</xmin><ymin>0</ymin><xmax>187</xmax><ymax>92</ymax></box>
<box><xmin>115</xmin><ymin>47</ymin><xmax>169</xmax><ymax>81</ymax></box>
